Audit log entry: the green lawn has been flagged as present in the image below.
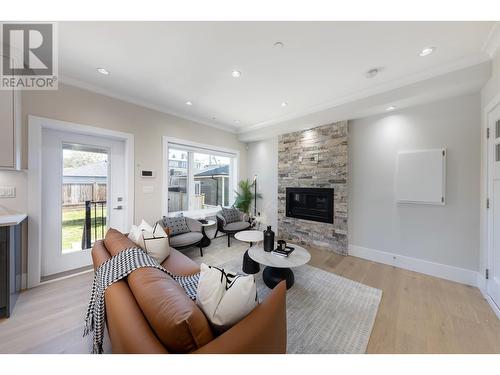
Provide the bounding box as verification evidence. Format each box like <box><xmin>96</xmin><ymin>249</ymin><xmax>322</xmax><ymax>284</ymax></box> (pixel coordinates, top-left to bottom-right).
<box><xmin>62</xmin><ymin>205</ymin><xmax>107</xmax><ymax>252</ymax></box>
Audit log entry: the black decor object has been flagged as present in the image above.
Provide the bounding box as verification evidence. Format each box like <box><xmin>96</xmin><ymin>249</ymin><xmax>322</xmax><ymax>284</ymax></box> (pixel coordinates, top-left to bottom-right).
<box><xmin>263</xmin><ymin>266</ymin><xmax>295</xmax><ymax>289</ymax></box>
<box><xmin>277</xmin><ymin>239</ymin><xmax>287</xmax><ymax>251</ymax></box>
<box><xmin>285</xmin><ymin>187</ymin><xmax>334</xmax><ymax>224</ymax></box>
<box><xmin>263</xmin><ymin>226</ymin><xmax>275</xmax><ymax>252</ymax></box>
<box><xmin>242</xmin><ymin>250</ymin><xmax>260</xmax><ymax>274</ymax></box>
<box><xmin>253</xmin><ymin>175</ymin><xmax>257</xmax><ymax>217</ymax></box>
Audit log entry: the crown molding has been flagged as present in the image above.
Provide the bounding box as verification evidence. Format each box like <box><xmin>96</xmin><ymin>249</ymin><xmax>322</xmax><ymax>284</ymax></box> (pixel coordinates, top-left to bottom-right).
<box><xmin>482</xmin><ymin>22</ymin><xmax>500</xmax><ymax>58</ymax></box>
<box><xmin>238</xmin><ymin>61</ymin><xmax>490</xmax><ymax>142</ymax></box>
<box><xmin>239</xmin><ymin>53</ymin><xmax>491</xmax><ymax>135</ymax></box>
<box><xmin>58</xmin><ymin>75</ymin><xmax>239</xmax><ymax>134</ymax></box>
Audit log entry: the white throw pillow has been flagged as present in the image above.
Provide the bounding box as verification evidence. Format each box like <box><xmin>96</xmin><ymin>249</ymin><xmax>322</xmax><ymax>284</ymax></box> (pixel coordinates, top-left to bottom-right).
<box><xmin>196</xmin><ymin>263</ymin><xmax>258</xmax><ymax>331</ymax></box>
<box><xmin>128</xmin><ymin>221</ymin><xmax>170</xmax><ymax>263</ymax></box>
<box><xmin>138</xmin><ymin>219</ymin><xmax>154</xmax><ymax>233</ymax></box>
<box><xmin>127</xmin><ymin>225</ymin><xmax>143</xmax><ymax>246</ymax></box>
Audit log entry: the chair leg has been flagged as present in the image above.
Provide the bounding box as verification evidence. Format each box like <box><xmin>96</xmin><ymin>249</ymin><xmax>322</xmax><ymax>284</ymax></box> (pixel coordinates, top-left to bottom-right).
<box><xmin>227</xmin><ymin>233</ymin><xmax>231</xmax><ymax>247</ymax></box>
<box><xmin>199</xmin><ymin>244</ymin><xmax>203</xmax><ymax>257</ymax></box>
<box><xmin>214</xmin><ymin>229</ymin><xmax>218</xmax><ymax>239</ymax></box>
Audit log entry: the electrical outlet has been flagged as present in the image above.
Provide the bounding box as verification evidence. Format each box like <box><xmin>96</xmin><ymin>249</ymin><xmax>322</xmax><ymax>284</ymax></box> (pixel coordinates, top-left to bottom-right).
<box><xmin>0</xmin><ymin>186</ymin><xmax>16</xmax><ymax>198</ymax></box>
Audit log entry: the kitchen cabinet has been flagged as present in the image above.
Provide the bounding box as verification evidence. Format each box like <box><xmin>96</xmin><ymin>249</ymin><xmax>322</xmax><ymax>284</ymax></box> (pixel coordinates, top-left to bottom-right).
<box><xmin>0</xmin><ymin>55</ymin><xmax>22</xmax><ymax>170</ymax></box>
<box><xmin>0</xmin><ymin>214</ymin><xmax>26</xmax><ymax>318</ymax></box>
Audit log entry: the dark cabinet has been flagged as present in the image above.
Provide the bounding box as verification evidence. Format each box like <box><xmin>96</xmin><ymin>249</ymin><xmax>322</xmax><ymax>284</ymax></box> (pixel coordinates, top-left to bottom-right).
<box><xmin>0</xmin><ymin>218</ymin><xmax>25</xmax><ymax>318</ymax></box>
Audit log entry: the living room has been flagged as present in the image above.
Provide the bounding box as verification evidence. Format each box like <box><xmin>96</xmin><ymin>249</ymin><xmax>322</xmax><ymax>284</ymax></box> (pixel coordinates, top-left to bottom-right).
<box><xmin>1</xmin><ymin>1</ymin><xmax>500</xmax><ymax>372</ymax></box>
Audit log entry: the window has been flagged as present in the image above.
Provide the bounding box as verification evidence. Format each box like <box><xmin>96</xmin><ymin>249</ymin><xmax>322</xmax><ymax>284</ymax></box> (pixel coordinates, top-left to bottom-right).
<box><xmin>165</xmin><ymin>139</ymin><xmax>238</xmax><ymax>214</ymax></box>
<box><xmin>168</xmin><ymin>148</ymin><xmax>188</xmax><ymax>212</ymax></box>
<box><xmin>61</xmin><ymin>144</ymin><xmax>108</xmax><ymax>253</ymax></box>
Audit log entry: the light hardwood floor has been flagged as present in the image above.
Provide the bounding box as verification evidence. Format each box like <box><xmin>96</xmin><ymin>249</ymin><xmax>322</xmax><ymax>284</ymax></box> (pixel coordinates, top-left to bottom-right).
<box><xmin>1</xmin><ymin>234</ymin><xmax>499</xmax><ymax>354</ymax></box>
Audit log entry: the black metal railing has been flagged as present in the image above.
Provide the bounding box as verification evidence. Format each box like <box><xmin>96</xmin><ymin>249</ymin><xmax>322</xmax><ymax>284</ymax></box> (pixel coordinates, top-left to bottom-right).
<box><xmin>81</xmin><ymin>200</ymin><xmax>107</xmax><ymax>250</ymax></box>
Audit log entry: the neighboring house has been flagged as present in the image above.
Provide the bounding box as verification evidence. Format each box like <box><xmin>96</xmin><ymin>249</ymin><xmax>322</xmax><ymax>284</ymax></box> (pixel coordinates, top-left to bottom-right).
<box><xmin>62</xmin><ymin>161</ymin><xmax>108</xmax><ymax>204</ymax></box>
<box><xmin>63</xmin><ymin>160</ymin><xmax>108</xmax><ymax>184</ymax></box>
<box><xmin>167</xmin><ymin>164</ymin><xmax>229</xmax><ymax>211</ymax></box>
<box><xmin>194</xmin><ymin>165</ymin><xmax>229</xmax><ymax>207</ymax></box>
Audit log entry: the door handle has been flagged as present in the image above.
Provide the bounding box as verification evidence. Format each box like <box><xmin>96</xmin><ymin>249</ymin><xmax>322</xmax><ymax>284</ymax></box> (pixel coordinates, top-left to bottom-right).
<box><xmin>113</xmin><ymin>205</ymin><xmax>123</xmax><ymax>210</ymax></box>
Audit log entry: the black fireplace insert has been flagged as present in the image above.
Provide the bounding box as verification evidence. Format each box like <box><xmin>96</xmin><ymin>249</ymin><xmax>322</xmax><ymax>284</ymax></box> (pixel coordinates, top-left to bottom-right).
<box><xmin>285</xmin><ymin>187</ymin><xmax>334</xmax><ymax>224</ymax></box>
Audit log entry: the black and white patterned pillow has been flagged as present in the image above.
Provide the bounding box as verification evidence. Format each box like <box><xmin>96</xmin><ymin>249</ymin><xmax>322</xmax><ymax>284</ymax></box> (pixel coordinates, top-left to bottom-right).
<box><xmin>221</xmin><ymin>207</ymin><xmax>241</xmax><ymax>224</ymax></box>
<box><xmin>161</xmin><ymin>216</ymin><xmax>190</xmax><ymax>236</ymax></box>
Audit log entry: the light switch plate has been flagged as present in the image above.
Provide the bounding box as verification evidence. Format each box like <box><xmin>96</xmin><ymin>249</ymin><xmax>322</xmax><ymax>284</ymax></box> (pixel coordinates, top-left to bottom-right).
<box><xmin>0</xmin><ymin>186</ymin><xmax>16</xmax><ymax>198</ymax></box>
<box><xmin>142</xmin><ymin>186</ymin><xmax>154</xmax><ymax>194</ymax></box>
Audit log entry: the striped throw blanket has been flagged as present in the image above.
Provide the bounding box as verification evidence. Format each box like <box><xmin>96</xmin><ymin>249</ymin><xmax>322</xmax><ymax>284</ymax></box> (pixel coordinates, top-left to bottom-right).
<box><xmin>83</xmin><ymin>247</ymin><xmax>199</xmax><ymax>354</ymax></box>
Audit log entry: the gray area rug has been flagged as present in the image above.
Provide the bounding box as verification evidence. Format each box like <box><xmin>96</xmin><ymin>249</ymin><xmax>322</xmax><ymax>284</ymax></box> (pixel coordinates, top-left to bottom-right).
<box><xmin>218</xmin><ymin>257</ymin><xmax>382</xmax><ymax>354</ymax></box>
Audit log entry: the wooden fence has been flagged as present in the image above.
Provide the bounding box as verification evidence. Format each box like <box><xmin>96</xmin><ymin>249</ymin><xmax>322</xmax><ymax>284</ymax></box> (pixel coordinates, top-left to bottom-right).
<box><xmin>62</xmin><ymin>183</ymin><xmax>107</xmax><ymax>206</ymax></box>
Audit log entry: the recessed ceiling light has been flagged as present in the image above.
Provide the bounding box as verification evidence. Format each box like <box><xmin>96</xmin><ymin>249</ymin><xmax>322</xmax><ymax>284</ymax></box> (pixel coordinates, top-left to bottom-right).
<box><xmin>231</xmin><ymin>70</ymin><xmax>241</xmax><ymax>78</ymax></box>
<box><xmin>365</xmin><ymin>68</ymin><xmax>380</xmax><ymax>78</ymax></box>
<box><xmin>97</xmin><ymin>67</ymin><xmax>110</xmax><ymax>75</ymax></box>
<box><xmin>386</xmin><ymin>106</ymin><xmax>396</xmax><ymax>111</ymax></box>
<box><xmin>185</xmin><ymin>100</ymin><xmax>193</xmax><ymax>106</ymax></box>
<box><xmin>234</xmin><ymin>120</ymin><xmax>240</xmax><ymax>124</ymax></box>
<box><xmin>281</xmin><ymin>102</ymin><xmax>288</xmax><ymax>107</ymax></box>
<box><xmin>274</xmin><ymin>41</ymin><xmax>284</xmax><ymax>48</ymax></box>
<box><xmin>419</xmin><ymin>47</ymin><xmax>435</xmax><ymax>57</ymax></box>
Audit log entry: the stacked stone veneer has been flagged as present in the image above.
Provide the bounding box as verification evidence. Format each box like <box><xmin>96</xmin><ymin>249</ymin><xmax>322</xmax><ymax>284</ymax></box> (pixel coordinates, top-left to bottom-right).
<box><xmin>278</xmin><ymin>121</ymin><xmax>348</xmax><ymax>255</ymax></box>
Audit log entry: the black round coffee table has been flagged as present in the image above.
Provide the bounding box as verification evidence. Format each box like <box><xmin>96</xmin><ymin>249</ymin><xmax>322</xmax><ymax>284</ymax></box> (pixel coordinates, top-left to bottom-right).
<box><xmin>248</xmin><ymin>242</ymin><xmax>311</xmax><ymax>290</ymax></box>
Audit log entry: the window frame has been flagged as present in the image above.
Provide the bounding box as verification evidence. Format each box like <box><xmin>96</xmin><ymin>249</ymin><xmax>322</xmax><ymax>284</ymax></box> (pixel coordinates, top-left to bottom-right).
<box><xmin>162</xmin><ymin>136</ymin><xmax>239</xmax><ymax>216</ymax></box>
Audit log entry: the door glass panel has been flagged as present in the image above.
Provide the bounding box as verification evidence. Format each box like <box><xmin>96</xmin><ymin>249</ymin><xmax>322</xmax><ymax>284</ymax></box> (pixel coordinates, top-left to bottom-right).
<box><xmin>193</xmin><ymin>152</ymin><xmax>230</xmax><ymax>208</ymax></box>
<box><xmin>496</xmin><ymin>120</ymin><xmax>500</xmax><ymax>139</ymax></box>
<box><xmin>168</xmin><ymin>148</ymin><xmax>188</xmax><ymax>212</ymax></box>
<box><xmin>62</xmin><ymin>144</ymin><xmax>108</xmax><ymax>253</ymax></box>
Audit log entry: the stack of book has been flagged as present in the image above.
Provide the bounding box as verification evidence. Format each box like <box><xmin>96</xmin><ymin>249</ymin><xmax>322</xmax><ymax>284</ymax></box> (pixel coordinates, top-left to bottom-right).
<box><xmin>271</xmin><ymin>247</ymin><xmax>295</xmax><ymax>258</ymax></box>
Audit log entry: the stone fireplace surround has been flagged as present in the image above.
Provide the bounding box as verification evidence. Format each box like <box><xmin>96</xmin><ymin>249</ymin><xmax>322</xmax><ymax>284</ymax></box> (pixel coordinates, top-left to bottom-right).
<box><xmin>277</xmin><ymin>121</ymin><xmax>348</xmax><ymax>255</ymax></box>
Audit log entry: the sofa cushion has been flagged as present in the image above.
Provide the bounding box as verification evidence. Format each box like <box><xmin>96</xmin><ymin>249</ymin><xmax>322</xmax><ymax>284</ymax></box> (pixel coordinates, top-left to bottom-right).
<box><xmin>224</xmin><ymin>221</ymin><xmax>251</xmax><ymax>232</ymax></box>
<box><xmin>127</xmin><ymin>266</ymin><xmax>214</xmax><ymax>353</ymax></box>
<box><xmin>104</xmin><ymin>228</ymin><xmax>138</xmax><ymax>256</ymax></box>
<box><xmin>103</xmin><ymin>229</ymin><xmax>213</xmax><ymax>353</ymax></box>
<box><xmin>221</xmin><ymin>207</ymin><xmax>241</xmax><ymax>224</ymax></box>
<box><xmin>161</xmin><ymin>216</ymin><xmax>190</xmax><ymax>236</ymax></box>
<box><xmin>161</xmin><ymin>248</ymin><xmax>200</xmax><ymax>276</ymax></box>
<box><xmin>169</xmin><ymin>232</ymin><xmax>203</xmax><ymax>248</ymax></box>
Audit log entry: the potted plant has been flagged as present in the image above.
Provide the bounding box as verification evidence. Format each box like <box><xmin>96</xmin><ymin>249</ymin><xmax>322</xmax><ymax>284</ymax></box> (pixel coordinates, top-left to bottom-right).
<box><xmin>234</xmin><ymin>179</ymin><xmax>262</xmax><ymax>215</ymax></box>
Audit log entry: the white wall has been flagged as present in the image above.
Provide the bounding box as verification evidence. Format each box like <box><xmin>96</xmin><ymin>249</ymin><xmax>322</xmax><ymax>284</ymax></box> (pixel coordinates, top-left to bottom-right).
<box><xmin>349</xmin><ymin>93</ymin><xmax>481</xmax><ymax>272</ymax></box>
<box><xmin>7</xmin><ymin>83</ymin><xmax>247</xmax><ymax>225</ymax></box>
<box><xmin>246</xmin><ymin>137</ymin><xmax>278</xmax><ymax>231</ymax></box>
<box><xmin>0</xmin><ymin>170</ymin><xmax>27</xmax><ymax>213</ymax></box>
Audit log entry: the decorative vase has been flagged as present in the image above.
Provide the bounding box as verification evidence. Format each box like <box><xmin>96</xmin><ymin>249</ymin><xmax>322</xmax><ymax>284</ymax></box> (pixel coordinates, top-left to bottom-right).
<box><xmin>263</xmin><ymin>226</ymin><xmax>275</xmax><ymax>252</ymax></box>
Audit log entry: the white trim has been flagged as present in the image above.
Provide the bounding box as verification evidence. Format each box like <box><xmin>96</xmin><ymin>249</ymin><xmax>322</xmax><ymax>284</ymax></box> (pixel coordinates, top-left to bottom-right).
<box><xmin>39</xmin><ymin>268</ymin><xmax>94</xmax><ymax>286</ymax></box>
<box><xmin>477</xmin><ymin>276</ymin><xmax>500</xmax><ymax>320</ymax></box>
<box><xmin>62</xmin><ymin>54</ymin><xmax>490</xmax><ymax>137</ymax></box>
<box><xmin>162</xmin><ymin>136</ymin><xmax>240</xmax><ymax>217</ymax></box>
<box><xmin>349</xmin><ymin>244</ymin><xmax>479</xmax><ymax>287</ymax></box>
<box><xmin>59</xmin><ymin>75</ymin><xmax>238</xmax><ymax>134</ymax></box>
<box><xmin>482</xmin><ymin>22</ymin><xmax>500</xmax><ymax>58</ymax></box>
<box><xmin>27</xmin><ymin>115</ymin><xmax>135</xmax><ymax>288</ymax></box>
<box><xmin>481</xmin><ymin>89</ymin><xmax>500</xmax><ymax>322</ymax></box>
<box><xmin>240</xmin><ymin>54</ymin><xmax>490</xmax><ymax>135</ymax></box>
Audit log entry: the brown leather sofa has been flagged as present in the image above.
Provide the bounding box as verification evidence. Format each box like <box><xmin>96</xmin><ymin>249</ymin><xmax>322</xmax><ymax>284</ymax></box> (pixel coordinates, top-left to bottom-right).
<box><xmin>91</xmin><ymin>228</ymin><xmax>287</xmax><ymax>354</ymax></box>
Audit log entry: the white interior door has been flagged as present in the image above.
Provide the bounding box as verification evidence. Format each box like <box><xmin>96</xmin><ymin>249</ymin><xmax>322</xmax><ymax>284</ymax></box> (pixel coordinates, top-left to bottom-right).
<box><xmin>41</xmin><ymin>128</ymin><xmax>127</xmax><ymax>277</ymax></box>
<box><xmin>488</xmin><ymin>104</ymin><xmax>500</xmax><ymax>309</ymax></box>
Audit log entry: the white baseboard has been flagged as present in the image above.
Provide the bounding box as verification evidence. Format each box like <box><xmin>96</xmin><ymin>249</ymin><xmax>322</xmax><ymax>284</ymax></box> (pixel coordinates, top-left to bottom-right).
<box><xmin>476</xmin><ymin>275</ymin><xmax>500</xmax><ymax>320</ymax></box>
<box><xmin>348</xmin><ymin>244</ymin><xmax>479</xmax><ymax>287</ymax></box>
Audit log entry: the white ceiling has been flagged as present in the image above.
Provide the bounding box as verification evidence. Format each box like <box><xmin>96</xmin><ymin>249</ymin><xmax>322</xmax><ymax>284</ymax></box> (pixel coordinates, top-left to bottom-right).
<box><xmin>59</xmin><ymin>21</ymin><xmax>497</xmax><ymax>134</ymax></box>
